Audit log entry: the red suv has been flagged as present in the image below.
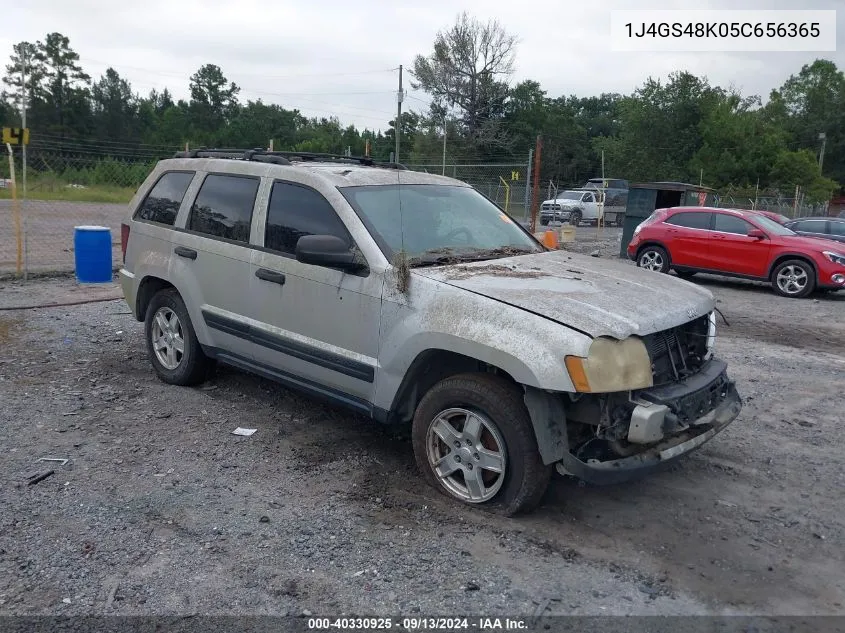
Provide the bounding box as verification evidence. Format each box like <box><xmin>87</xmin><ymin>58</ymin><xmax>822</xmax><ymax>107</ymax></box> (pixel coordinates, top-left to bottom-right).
<box><xmin>627</xmin><ymin>207</ymin><xmax>845</xmax><ymax>298</ymax></box>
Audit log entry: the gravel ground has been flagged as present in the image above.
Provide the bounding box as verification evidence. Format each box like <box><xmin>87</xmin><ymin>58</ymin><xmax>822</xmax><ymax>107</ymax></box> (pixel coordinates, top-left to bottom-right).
<box><xmin>1</xmin><ymin>251</ymin><xmax>844</xmax><ymax>618</ymax></box>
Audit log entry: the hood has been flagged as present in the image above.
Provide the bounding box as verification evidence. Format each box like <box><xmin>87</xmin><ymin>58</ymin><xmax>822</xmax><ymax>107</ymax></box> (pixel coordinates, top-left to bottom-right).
<box><xmin>413</xmin><ymin>250</ymin><xmax>715</xmax><ymax>339</ymax></box>
<box><xmin>542</xmin><ymin>199</ymin><xmax>578</xmax><ymax>208</ymax></box>
<box><xmin>779</xmin><ymin>233</ymin><xmax>844</xmax><ymax>251</ymax></box>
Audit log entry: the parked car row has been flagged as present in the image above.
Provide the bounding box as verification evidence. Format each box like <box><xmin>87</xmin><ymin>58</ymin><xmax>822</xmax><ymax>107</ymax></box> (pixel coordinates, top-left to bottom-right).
<box><xmin>627</xmin><ymin>206</ymin><xmax>845</xmax><ymax>298</ymax></box>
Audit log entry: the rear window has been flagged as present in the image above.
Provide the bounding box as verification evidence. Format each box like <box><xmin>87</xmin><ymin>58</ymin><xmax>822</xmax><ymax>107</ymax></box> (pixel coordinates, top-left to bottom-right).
<box><xmin>134</xmin><ymin>171</ymin><xmax>195</xmax><ymax>225</ymax></box>
<box><xmin>665</xmin><ymin>211</ymin><xmax>712</xmax><ymax>230</ymax></box>
<box><xmin>792</xmin><ymin>220</ymin><xmax>827</xmax><ymax>233</ymax></box>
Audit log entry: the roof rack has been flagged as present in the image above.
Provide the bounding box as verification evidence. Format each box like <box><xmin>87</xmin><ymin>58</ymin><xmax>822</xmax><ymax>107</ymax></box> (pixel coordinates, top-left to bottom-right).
<box><xmin>172</xmin><ymin>148</ymin><xmax>407</xmax><ymax>170</ymax></box>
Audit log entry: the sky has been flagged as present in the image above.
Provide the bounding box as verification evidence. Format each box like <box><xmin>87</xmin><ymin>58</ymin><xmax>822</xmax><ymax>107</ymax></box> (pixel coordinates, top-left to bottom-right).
<box><xmin>2</xmin><ymin>0</ymin><xmax>843</xmax><ymax>135</ymax></box>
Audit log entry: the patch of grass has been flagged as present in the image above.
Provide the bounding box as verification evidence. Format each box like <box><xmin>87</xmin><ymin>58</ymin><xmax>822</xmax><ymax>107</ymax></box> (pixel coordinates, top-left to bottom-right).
<box><xmin>0</xmin><ymin>185</ymin><xmax>136</xmax><ymax>204</ymax></box>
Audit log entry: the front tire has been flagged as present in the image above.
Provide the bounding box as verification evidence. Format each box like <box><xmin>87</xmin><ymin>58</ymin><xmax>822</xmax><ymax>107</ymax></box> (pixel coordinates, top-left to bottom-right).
<box><xmin>771</xmin><ymin>259</ymin><xmax>815</xmax><ymax>298</ymax></box>
<box><xmin>411</xmin><ymin>373</ymin><xmax>552</xmax><ymax>516</ymax></box>
<box><xmin>569</xmin><ymin>210</ymin><xmax>582</xmax><ymax>226</ymax></box>
<box><xmin>637</xmin><ymin>245</ymin><xmax>670</xmax><ymax>273</ymax></box>
<box><xmin>145</xmin><ymin>288</ymin><xmax>212</xmax><ymax>385</ymax></box>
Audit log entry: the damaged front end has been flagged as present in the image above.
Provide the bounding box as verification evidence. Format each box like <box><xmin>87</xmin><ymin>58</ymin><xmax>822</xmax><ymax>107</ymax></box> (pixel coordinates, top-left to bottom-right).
<box><xmin>526</xmin><ymin>312</ymin><xmax>742</xmax><ymax>485</ymax></box>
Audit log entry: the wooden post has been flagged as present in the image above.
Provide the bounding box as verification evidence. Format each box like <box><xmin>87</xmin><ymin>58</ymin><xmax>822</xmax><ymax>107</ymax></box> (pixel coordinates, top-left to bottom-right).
<box><xmin>530</xmin><ymin>136</ymin><xmax>542</xmax><ymax>233</ymax></box>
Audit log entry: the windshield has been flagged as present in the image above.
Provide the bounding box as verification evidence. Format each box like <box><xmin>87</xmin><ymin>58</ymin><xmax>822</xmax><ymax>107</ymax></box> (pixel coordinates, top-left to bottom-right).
<box><xmin>556</xmin><ymin>191</ymin><xmax>583</xmax><ymax>200</ymax></box>
<box><xmin>752</xmin><ymin>214</ymin><xmax>796</xmax><ymax>236</ymax></box>
<box><xmin>339</xmin><ymin>184</ymin><xmax>542</xmax><ymax>263</ymax></box>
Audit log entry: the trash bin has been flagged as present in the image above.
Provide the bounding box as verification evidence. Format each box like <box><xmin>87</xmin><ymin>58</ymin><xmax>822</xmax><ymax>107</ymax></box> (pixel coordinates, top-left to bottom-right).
<box><xmin>74</xmin><ymin>225</ymin><xmax>113</xmax><ymax>283</ymax></box>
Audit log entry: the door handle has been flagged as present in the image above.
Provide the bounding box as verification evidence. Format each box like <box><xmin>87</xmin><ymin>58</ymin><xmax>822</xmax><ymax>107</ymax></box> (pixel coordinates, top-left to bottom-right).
<box><xmin>174</xmin><ymin>246</ymin><xmax>197</xmax><ymax>260</ymax></box>
<box><xmin>255</xmin><ymin>269</ymin><xmax>286</xmax><ymax>285</ymax></box>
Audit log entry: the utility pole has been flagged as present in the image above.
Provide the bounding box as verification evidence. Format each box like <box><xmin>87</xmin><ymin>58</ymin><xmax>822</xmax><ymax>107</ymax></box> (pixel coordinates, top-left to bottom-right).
<box><xmin>819</xmin><ymin>132</ymin><xmax>827</xmax><ymax>173</ymax></box>
<box><xmin>530</xmin><ymin>136</ymin><xmax>543</xmax><ymax>234</ymax></box>
<box><xmin>21</xmin><ymin>50</ymin><xmax>28</xmax><ymax>280</ymax></box>
<box><xmin>395</xmin><ymin>65</ymin><xmax>403</xmax><ymax>163</ymax></box>
<box><xmin>441</xmin><ymin>116</ymin><xmax>447</xmax><ymax>176</ymax></box>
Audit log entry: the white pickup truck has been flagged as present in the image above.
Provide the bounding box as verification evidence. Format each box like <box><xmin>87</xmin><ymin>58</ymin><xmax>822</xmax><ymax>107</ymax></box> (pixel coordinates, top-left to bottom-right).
<box><xmin>540</xmin><ymin>190</ymin><xmax>601</xmax><ymax>226</ymax></box>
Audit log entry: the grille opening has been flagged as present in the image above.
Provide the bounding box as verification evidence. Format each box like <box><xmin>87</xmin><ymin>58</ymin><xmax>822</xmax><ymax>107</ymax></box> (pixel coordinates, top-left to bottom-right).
<box><xmin>643</xmin><ymin>315</ymin><xmax>710</xmax><ymax>385</ymax></box>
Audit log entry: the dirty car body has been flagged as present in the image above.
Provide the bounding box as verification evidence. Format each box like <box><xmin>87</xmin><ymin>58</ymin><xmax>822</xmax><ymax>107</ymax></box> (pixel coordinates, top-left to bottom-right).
<box><xmin>119</xmin><ymin>150</ymin><xmax>742</xmax><ymax>515</ymax></box>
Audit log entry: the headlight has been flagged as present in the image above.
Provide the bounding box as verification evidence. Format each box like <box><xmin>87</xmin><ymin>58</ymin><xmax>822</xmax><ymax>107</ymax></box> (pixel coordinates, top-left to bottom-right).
<box><xmin>564</xmin><ymin>337</ymin><xmax>653</xmax><ymax>393</ymax></box>
<box><xmin>823</xmin><ymin>251</ymin><xmax>845</xmax><ymax>266</ymax></box>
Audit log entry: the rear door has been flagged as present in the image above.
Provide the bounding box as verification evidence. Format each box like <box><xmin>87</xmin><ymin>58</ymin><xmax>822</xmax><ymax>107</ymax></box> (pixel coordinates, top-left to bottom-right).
<box><xmin>709</xmin><ymin>213</ymin><xmax>770</xmax><ymax>277</ymax></box>
<box><xmin>661</xmin><ymin>211</ymin><xmax>714</xmax><ymax>268</ymax></box>
<box><xmin>173</xmin><ymin>173</ymin><xmax>261</xmax><ymax>358</ymax></box>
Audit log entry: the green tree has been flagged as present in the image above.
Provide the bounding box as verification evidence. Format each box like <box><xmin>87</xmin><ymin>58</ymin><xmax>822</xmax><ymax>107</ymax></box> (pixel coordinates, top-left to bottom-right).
<box><xmin>91</xmin><ymin>67</ymin><xmax>137</xmax><ymax>141</ymax></box>
<box><xmin>188</xmin><ymin>63</ymin><xmax>240</xmax><ymax>141</ymax></box>
<box><xmin>770</xmin><ymin>59</ymin><xmax>845</xmax><ymax>187</ymax></box>
<box><xmin>38</xmin><ymin>32</ymin><xmax>91</xmax><ymax>135</ymax></box>
<box><xmin>412</xmin><ymin>12</ymin><xmax>516</xmax><ymax>140</ymax></box>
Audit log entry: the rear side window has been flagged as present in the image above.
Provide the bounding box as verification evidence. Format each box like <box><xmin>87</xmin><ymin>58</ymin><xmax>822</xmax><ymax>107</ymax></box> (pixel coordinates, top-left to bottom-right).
<box><xmin>134</xmin><ymin>171</ymin><xmax>194</xmax><ymax>225</ymax></box>
<box><xmin>793</xmin><ymin>220</ymin><xmax>826</xmax><ymax>233</ymax></box>
<box><xmin>264</xmin><ymin>182</ymin><xmax>351</xmax><ymax>255</ymax></box>
<box><xmin>188</xmin><ymin>174</ymin><xmax>259</xmax><ymax>243</ymax></box>
<box><xmin>830</xmin><ymin>221</ymin><xmax>845</xmax><ymax>236</ymax></box>
<box><xmin>714</xmin><ymin>213</ymin><xmax>753</xmax><ymax>235</ymax></box>
<box><xmin>665</xmin><ymin>212</ymin><xmax>712</xmax><ymax>230</ymax></box>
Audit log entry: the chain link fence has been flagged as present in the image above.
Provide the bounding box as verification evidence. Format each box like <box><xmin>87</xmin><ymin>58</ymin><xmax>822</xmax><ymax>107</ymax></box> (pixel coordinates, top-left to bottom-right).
<box><xmin>1</xmin><ymin>139</ymin><xmax>835</xmax><ymax>277</ymax></box>
<box><xmin>405</xmin><ymin>161</ymin><xmax>533</xmax><ymax>222</ymax></box>
<box><xmin>0</xmin><ymin>145</ymin><xmax>164</xmax><ymax>277</ymax></box>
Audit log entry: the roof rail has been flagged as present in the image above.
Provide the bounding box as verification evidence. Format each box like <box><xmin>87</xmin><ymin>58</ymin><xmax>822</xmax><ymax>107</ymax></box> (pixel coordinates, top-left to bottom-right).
<box><xmin>172</xmin><ymin>147</ymin><xmax>292</xmax><ymax>166</ymax></box>
<box><xmin>171</xmin><ymin>148</ymin><xmax>406</xmax><ymax>170</ymax></box>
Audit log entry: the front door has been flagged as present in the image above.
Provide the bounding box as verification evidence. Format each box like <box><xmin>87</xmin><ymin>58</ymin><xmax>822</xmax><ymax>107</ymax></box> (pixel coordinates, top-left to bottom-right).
<box><xmin>247</xmin><ymin>180</ymin><xmax>383</xmax><ymax>409</ymax></box>
<box><xmin>709</xmin><ymin>213</ymin><xmax>770</xmax><ymax>277</ymax></box>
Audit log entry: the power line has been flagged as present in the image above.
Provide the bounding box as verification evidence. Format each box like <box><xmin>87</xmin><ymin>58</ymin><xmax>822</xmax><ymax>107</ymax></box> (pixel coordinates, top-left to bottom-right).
<box><xmin>80</xmin><ymin>57</ymin><xmax>399</xmax><ymax>81</ymax></box>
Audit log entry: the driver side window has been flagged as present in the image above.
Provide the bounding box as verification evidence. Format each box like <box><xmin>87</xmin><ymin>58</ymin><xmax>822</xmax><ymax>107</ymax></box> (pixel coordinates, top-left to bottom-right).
<box><xmin>264</xmin><ymin>181</ymin><xmax>352</xmax><ymax>256</ymax></box>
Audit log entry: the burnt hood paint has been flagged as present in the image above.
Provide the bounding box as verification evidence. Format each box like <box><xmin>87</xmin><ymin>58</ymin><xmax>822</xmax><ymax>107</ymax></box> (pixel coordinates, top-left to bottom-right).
<box><xmin>413</xmin><ymin>250</ymin><xmax>715</xmax><ymax>339</ymax></box>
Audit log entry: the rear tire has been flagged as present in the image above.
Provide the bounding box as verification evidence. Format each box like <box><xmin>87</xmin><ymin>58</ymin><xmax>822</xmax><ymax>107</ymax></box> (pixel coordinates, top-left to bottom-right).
<box><xmin>637</xmin><ymin>245</ymin><xmax>670</xmax><ymax>273</ymax></box>
<box><xmin>411</xmin><ymin>373</ymin><xmax>552</xmax><ymax>516</ymax></box>
<box><xmin>145</xmin><ymin>288</ymin><xmax>212</xmax><ymax>386</ymax></box>
<box><xmin>771</xmin><ymin>259</ymin><xmax>815</xmax><ymax>298</ymax></box>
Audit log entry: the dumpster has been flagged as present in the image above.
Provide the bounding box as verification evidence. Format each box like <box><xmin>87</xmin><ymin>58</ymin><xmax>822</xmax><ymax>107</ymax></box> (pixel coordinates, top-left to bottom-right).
<box><xmin>619</xmin><ymin>182</ymin><xmax>717</xmax><ymax>258</ymax></box>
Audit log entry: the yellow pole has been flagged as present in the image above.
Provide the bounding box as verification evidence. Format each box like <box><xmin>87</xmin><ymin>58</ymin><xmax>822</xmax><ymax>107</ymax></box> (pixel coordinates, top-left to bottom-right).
<box><xmin>6</xmin><ymin>143</ymin><xmax>21</xmax><ymax>276</ymax></box>
<box><xmin>499</xmin><ymin>176</ymin><xmax>510</xmax><ymax>214</ymax></box>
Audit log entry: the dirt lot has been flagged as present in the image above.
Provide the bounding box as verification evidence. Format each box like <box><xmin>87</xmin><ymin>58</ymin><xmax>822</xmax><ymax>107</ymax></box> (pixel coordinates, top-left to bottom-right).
<box><xmin>0</xmin><ymin>200</ymin><xmax>126</xmax><ymax>276</ymax></box>
<box><xmin>1</xmin><ymin>256</ymin><xmax>844</xmax><ymax>618</ymax></box>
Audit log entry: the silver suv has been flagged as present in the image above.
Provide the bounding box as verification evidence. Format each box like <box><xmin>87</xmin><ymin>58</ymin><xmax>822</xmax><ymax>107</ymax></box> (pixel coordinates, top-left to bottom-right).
<box><xmin>119</xmin><ymin>149</ymin><xmax>742</xmax><ymax>515</ymax></box>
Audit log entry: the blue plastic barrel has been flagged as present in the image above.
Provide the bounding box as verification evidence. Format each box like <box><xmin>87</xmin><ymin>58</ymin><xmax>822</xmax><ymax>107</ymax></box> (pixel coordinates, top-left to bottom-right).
<box><xmin>74</xmin><ymin>225</ymin><xmax>113</xmax><ymax>283</ymax></box>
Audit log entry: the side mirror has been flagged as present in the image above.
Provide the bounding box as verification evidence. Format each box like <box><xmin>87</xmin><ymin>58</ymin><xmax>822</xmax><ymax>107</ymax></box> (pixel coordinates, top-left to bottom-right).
<box><xmin>747</xmin><ymin>228</ymin><xmax>766</xmax><ymax>240</ymax></box>
<box><xmin>295</xmin><ymin>235</ymin><xmax>364</xmax><ymax>271</ymax></box>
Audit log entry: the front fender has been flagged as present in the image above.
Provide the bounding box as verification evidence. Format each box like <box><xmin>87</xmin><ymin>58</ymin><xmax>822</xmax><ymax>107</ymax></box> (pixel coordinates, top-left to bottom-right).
<box><xmin>372</xmin><ymin>276</ymin><xmax>592</xmax><ymax>411</ymax></box>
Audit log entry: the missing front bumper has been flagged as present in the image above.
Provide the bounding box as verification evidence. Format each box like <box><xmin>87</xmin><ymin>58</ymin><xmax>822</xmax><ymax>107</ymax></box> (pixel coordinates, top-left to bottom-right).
<box><xmin>556</xmin><ymin>376</ymin><xmax>742</xmax><ymax>486</ymax></box>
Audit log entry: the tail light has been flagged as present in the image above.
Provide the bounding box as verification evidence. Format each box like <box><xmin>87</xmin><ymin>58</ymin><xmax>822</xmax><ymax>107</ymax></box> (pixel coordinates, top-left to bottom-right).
<box><xmin>120</xmin><ymin>223</ymin><xmax>130</xmax><ymax>262</ymax></box>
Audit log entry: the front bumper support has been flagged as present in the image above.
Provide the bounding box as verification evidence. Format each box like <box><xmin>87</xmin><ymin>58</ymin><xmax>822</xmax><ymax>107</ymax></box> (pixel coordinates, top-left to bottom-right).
<box><xmin>557</xmin><ymin>362</ymin><xmax>742</xmax><ymax>485</ymax></box>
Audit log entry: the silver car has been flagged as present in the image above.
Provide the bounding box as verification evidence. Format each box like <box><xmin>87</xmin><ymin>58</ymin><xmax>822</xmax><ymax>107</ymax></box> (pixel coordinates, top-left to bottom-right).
<box><xmin>119</xmin><ymin>149</ymin><xmax>742</xmax><ymax>515</ymax></box>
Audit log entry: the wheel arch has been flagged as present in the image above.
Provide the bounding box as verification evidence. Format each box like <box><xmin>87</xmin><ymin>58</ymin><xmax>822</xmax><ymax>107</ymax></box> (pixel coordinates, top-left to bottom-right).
<box><xmin>383</xmin><ymin>348</ymin><xmax>519</xmax><ymax>426</ymax></box>
<box><xmin>136</xmin><ymin>275</ymin><xmax>176</xmax><ymax>322</ymax></box>
<box><xmin>767</xmin><ymin>253</ymin><xmax>819</xmax><ymax>281</ymax></box>
<box><xmin>635</xmin><ymin>240</ymin><xmax>670</xmax><ymax>262</ymax></box>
